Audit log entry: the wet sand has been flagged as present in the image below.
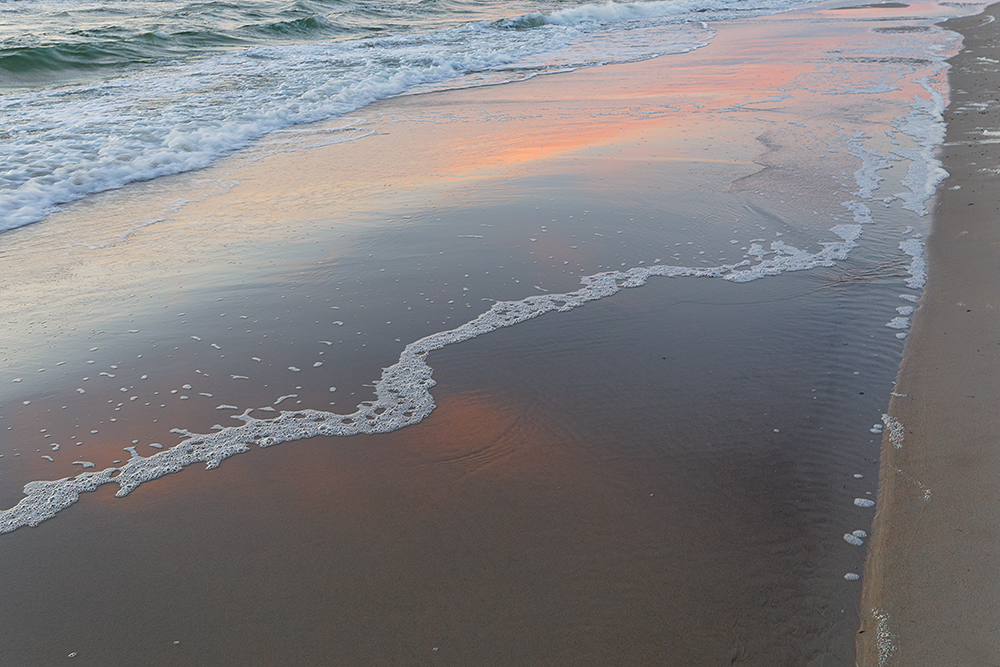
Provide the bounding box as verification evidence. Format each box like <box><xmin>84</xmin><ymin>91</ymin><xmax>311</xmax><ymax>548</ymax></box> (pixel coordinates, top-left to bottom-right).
<box><xmin>859</xmin><ymin>4</ymin><xmax>1000</xmax><ymax>665</ymax></box>
<box><xmin>0</xmin><ymin>3</ymin><xmax>959</xmax><ymax>665</ymax></box>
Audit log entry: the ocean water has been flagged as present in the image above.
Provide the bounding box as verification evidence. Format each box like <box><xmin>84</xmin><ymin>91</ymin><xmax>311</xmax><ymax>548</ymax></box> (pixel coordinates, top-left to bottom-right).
<box><xmin>0</xmin><ymin>0</ymin><xmax>819</xmax><ymax>230</ymax></box>
<box><xmin>0</xmin><ymin>0</ymin><xmax>990</xmax><ymax>664</ymax></box>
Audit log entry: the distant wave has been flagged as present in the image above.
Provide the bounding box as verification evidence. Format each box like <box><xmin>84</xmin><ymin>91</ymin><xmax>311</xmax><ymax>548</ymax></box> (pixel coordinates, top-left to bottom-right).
<box><xmin>0</xmin><ymin>33</ymin><xmax>245</xmax><ymax>77</ymax></box>
<box><xmin>0</xmin><ymin>19</ymin><xmax>359</xmax><ymax>79</ymax></box>
<box><xmin>243</xmin><ymin>14</ymin><xmax>348</xmax><ymax>38</ymax></box>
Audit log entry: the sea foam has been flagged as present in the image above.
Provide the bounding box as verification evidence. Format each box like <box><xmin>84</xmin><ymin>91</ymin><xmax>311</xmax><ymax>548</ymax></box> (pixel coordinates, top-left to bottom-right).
<box><xmin>0</xmin><ymin>1</ymin><xmax>718</xmax><ymax>231</ymax></box>
<box><xmin>0</xmin><ymin>225</ymin><xmax>864</xmax><ymax>534</ymax></box>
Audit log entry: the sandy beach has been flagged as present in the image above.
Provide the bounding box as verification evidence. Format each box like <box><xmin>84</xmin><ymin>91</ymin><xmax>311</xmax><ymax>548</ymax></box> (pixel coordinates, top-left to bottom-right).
<box><xmin>0</xmin><ymin>1</ymin><xmax>972</xmax><ymax>664</ymax></box>
<box><xmin>858</xmin><ymin>4</ymin><xmax>1000</xmax><ymax>665</ymax></box>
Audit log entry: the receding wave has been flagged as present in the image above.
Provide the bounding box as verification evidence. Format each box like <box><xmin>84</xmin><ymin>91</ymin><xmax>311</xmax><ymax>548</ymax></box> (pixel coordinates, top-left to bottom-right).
<box><xmin>0</xmin><ymin>0</ymin><xmax>839</xmax><ymax>231</ymax></box>
<box><xmin>0</xmin><ymin>1</ymin><xmax>719</xmax><ymax>231</ymax></box>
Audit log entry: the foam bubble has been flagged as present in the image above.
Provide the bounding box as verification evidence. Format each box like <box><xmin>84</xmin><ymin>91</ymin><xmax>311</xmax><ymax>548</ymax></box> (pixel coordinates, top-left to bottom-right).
<box><xmin>895</xmin><ymin>466</ymin><xmax>931</xmax><ymax>501</ymax></box>
<box><xmin>882</xmin><ymin>414</ymin><xmax>905</xmax><ymax>449</ymax></box>
<box><xmin>872</xmin><ymin>608</ymin><xmax>896</xmax><ymax>667</ymax></box>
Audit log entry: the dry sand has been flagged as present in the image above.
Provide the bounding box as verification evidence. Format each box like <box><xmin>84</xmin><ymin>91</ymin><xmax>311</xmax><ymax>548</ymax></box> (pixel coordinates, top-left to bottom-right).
<box><xmin>859</xmin><ymin>4</ymin><xmax>1000</xmax><ymax>665</ymax></box>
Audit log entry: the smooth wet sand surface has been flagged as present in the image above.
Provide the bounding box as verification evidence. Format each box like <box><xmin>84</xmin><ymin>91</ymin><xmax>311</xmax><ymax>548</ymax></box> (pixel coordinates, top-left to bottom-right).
<box><xmin>0</xmin><ymin>3</ymin><xmax>962</xmax><ymax>665</ymax></box>
<box><xmin>859</xmin><ymin>5</ymin><xmax>1000</xmax><ymax>665</ymax></box>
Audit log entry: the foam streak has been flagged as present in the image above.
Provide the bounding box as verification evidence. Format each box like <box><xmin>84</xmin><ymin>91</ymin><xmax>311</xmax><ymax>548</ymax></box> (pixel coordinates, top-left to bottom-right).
<box><xmin>0</xmin><ymin>226</ymin><xmax>866</xmax><ymax>534</ymax></box>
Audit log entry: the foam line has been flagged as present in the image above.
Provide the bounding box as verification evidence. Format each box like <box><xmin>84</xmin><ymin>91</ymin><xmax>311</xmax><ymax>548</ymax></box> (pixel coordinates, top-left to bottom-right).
<box><xmin>899</xmin><ymin>238</ymin><xmax>927</xmax><ymax>290</ymax></box>
<box><xmin>0</xmin><ymin>226</ymin><xmax>866</xmax><ymax>534</ymax></box>
<box><xmin>893</xmin><ymin>67</ymin><xmax>951</xmax><ymax>215</ymax></box>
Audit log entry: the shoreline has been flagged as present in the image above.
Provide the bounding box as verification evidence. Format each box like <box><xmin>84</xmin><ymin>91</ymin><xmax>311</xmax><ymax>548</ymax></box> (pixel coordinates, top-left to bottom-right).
<box><xmin>0</xmin><ymin>3</ymin><xmax>965</xmax><ymax>664</ymax></box>
<box><xmin>859</xmin><ymin>3</ymin><xmax>1000</xmax><ymax>664</ymax></box>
